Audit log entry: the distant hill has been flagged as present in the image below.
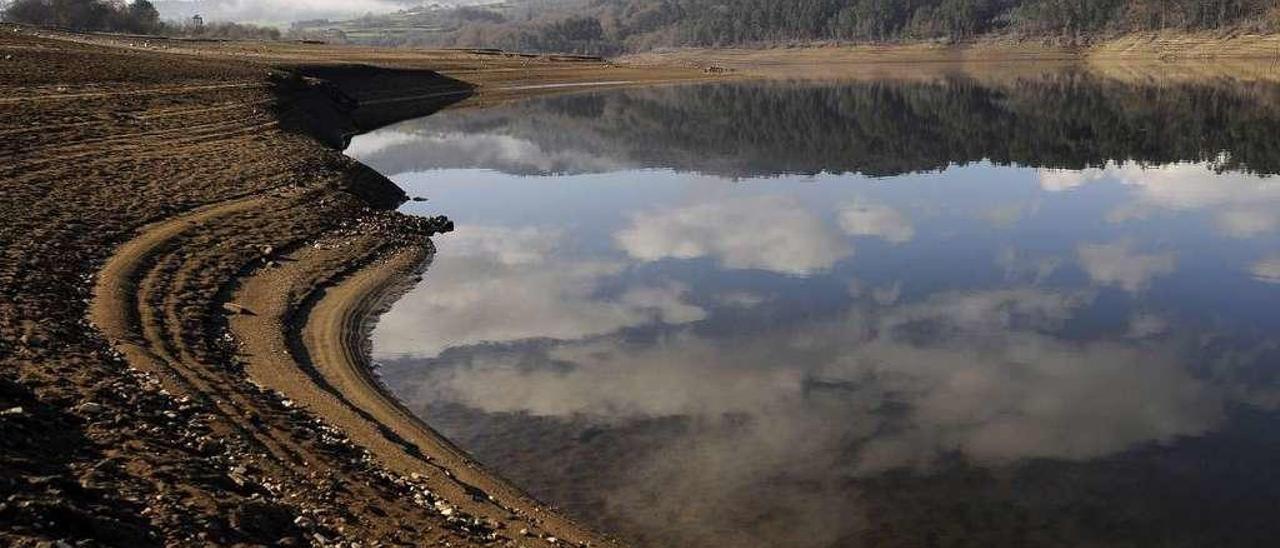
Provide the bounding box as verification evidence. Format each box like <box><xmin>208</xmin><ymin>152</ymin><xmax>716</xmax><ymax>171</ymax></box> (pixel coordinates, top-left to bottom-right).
<box><xmin>294</xmin><ymin>0</ymin><xmax>1280</xmax><ymax>53</ymax></box>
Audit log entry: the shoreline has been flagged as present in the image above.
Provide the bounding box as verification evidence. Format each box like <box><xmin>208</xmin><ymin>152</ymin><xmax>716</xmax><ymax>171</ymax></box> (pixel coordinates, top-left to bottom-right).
<box><xmin>3</xmin><ymin>24</ymin><xmax>711</xmax><ymax>546</ymax></box>
<box><xmin>6</xmin><ymin>22</ymin><xmax>1280</xmax><ymax>546</ymax></box>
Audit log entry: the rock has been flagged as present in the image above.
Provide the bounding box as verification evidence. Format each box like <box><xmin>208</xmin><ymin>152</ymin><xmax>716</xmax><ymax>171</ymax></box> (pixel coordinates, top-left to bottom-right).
<box><xmin>222</xmin><ymin>302</ymin><xmax>253</xmax><ymax>315</ymax></box>
<box><xmin>411</xmin><ymin>196</ymin><xmax>428</xmax><ymax>202</ymax></box>
<box><xmin>228</xmin><ymin>465</ymin><xmax>250</xmax><ymax>487</ymax></box>
<box><xmin>230</xmin><ymin>500</ymin><xmax>296</xmax><ymax>537</ymax></box>
<box><xmin>76</xmin><ymin>402</ymin><xmax>105</xmax><ymax>415</ymax></box>
<box><xmin>1</xmin><ymin>406</ymin><xmax>24</xmax><ymax>416</ymax></box>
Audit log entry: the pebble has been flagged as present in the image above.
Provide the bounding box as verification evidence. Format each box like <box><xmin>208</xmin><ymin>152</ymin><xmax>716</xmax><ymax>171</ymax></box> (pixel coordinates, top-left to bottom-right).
<box><xmin>1</xmin><ymin>406</ymin><xmax>24</xmax><ymax>416</ymax></box>
<box><xmin>222</xmin><ymin>302</ymin><xmax>252</xmax><ymax>315</ymax></box>
<box><xmin>76</xmin><ymin>402</ymin><xmax>106</xmax><ymax>414</ymax></box>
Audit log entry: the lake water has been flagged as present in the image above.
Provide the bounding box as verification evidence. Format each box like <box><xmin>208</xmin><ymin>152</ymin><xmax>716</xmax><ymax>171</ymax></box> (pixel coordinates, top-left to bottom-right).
<box><xmin>347</xmin><ymin>73</ymin><xmax>1280</xmax><ymax>547</ymax></box>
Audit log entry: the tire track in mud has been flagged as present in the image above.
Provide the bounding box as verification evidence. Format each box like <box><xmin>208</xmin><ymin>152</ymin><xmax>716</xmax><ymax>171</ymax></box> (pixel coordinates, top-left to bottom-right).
<box><xmin>90</xmin><ymin>195</ymin><xmax>305</xmax><ymax>466</ymax></box>
<box><xmin>89</xmin><ymin>182</ymin><xmax>605</xmax><ymax>546</ymax></box>
<box><xmin>0</xmin><ymin>119</ymin><xmax>280</xmax><ymax>167</ymax></box>
<box><xmin>0</xmin><ymin>110</ymin><xmax>271</xmax><ymax>149</ymax></box>
<box><xmin>0</xmin><ymin>82</ymin><xmax>266</xmax><ymax>104</ymax></box>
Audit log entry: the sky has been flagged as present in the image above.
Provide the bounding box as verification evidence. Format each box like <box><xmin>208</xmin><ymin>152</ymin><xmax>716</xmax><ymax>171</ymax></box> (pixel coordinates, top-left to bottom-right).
<box><xmin>153</xmin><ymin>0</ymin><xmax>448</xmax><ymax>25</ymax></box>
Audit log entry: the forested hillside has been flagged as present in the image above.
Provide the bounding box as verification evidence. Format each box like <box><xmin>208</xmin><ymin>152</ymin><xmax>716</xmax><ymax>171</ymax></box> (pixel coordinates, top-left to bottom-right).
<box><xmin>315</xmin><ymin>0</ymin><xmax>1280</xmax><ymax>53</ymax></box>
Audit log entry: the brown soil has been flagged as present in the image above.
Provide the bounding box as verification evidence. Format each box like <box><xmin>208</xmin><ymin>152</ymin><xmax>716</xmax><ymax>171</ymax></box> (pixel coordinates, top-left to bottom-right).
<box><xmin>0</xmin><ymin>24</ymin><xmax>711</xmax><ymax>547</ymax></box>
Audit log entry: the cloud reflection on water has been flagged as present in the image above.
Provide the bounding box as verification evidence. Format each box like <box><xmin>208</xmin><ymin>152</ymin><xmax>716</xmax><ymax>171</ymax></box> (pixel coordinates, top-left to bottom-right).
<box><xmin>837</xmin><ymin>201</ymin><xmax>916</xmax><ymax>244</ymax></box>
<box><xmin>373</xmin><ymin>225</ymin><xmax>704</xmax><ymax>358</ymax></box>
<box><xmin>402</xmin><ymin>287</ymin><xmax>1220</xmax><ymax>465</ymax></box>
<box><xmin>364</xmin><ymin>157</ymin><xmax>1280</xmax><ymax>546</ymax></box>
<box><xmin>1040</xmin><ymin>162</ymin><xmax>1280</xmax><ymax>239</ymax></box>
<box><xmin>1075</xmin><ymin>240</ymin><xmax>1177</xmax><ymax>292</ymax></box>
<box><xmin>615</xmin><ymin>194</ymin><xmax>851</xmax><ymax>276</ymax></box>
<box><xmin>352</xmin><ymin>79</ymin><xmax>1280</xmax><ymax>547</ymax></box>
<box><xmin>387</xmin><ymin>284</ymin><xmax>1227</xmax><ymax>546</ymax></box>
<box><xmin>1250</xmin><ymin>256</ymin><xmax>1280</xmax><ymax>284</ymax></box>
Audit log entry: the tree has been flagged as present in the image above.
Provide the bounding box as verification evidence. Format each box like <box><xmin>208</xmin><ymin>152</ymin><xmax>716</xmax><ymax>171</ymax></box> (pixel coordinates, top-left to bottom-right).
<box><xmin>127</xmin><ymin>0</ymin><xmax>158</xmax><ymax>33</ymax></box>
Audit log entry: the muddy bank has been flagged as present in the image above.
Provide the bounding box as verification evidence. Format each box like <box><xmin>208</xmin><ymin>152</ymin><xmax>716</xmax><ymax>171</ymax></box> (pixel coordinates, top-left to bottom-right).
<box><xmin>621</xmin><ymin>30</ymin><xmax>1280</xmax><ymax>80</ymax></box>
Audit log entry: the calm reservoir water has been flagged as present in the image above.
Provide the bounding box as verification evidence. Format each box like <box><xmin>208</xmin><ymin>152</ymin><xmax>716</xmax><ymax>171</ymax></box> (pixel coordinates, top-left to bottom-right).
<box><xmin>347</xmin><ymin>73</ymin><xmax>1280</xmax><ymax>547</ymax></box>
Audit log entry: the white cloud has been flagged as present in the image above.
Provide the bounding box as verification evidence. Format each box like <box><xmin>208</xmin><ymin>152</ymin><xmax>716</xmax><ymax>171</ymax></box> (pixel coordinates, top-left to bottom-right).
<box><xmin>354</xmin><ymin>131</ymin><xmax>631</xmax><ymax>176</ymax></box>
<box><xmin>869</xmin><ymin>281</ymin><xmax>902</xmax><ymax>306</ymax></box>
<box><xmin>406</xmin><ymin>287</ymin><xmax>1221</xmax><ymax>470</ymax></box>
<box><xmin>619</xmin><ymin>283</ymin><xmax>708</xmax><ymax>324</ymax></box>
<box><xmin>836</xmin><ymin>202</ymin><xmax>915</xmax><ymax>244</ymax></box>
<box><xmin>1076</xmin><ymin>240</ymin><xmax>1176</xmax><ymax>292</ymax></box>
<box><xmin>981</xmin><ymin>201</ymin><xmax>1035</xmax><ymax>228</ymax></box>
<box><xmin>996</xmin><ymin>246</ymin><xmax>1062</xmax><ymax>284</ymax></box>
<box><xmin>1251</xmin><ymin>256</ymin><xmax>1280</xmax><ymax>284</ymax></box>
<box><xmin>839</xmin><ymin>334</ymin><xmax>1219</xmax><ymax>470</ymax></box>
<box><xmin>341</xmin><ymin>130</ymin><xmax>418</xmax><ymax>158</ymax></box>
<box><xmin>715</xmin><ymin>291</ymin><xmax>767</xmax><ymax>308</ymax></box>
<box><xmin>1038</xmin><ymin>162</ymin><xmax>1280</xmax><ymax>239</ymax></box>
<box><xmin>824</xmin><ymin>289</ymin><xmax>1215</xmax><ymax>468</ymax></box>
<box><xmin>1038</xmin><ymin>167</ymin><xmax>1107</xmax><ymax>192</ymax></box>
<box><xmin>420</xmin><ymin>334</ymin><xmax>805</xmax><ymax>419</ymax></box>
<box><xmin>392</xmin><ymin>287</ymin><xmax>1230</xmax><ymax>541</ymax></box>
<box><xmin>372</xmin><ymin>225</ymin><xmax>704</xmax><ymax>358</ymax></box>
<box><xmin>614</xmin><ymin>195</ymin><xmax>850</xmax><ymax>276</ymax></box>
<box><xmin>1215</xmin><ymin>209</ymin><xmax>1280</xmax><ymax>238</ymax></box>
<box><xmin>1127</xmin><ymin>313</ymin><xmax>1170</xmax><ymax>338</ymax></box>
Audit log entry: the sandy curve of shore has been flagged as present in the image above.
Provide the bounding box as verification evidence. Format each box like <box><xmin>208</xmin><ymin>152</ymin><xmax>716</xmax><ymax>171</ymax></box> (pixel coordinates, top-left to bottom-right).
<box><xmin>89</xmin><ymin>189</ymin><xmax>604</xmax><ymax>545</ymax></box>
<box><xmin>81</xmin><ymin>71</ymin><xmax>615</xmax><ymax>548</ymax></box>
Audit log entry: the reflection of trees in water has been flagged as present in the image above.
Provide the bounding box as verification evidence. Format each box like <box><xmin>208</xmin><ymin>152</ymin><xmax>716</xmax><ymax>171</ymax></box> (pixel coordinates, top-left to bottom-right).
<box><xmin>365</xmin><ymin>73</ymin><xmax>1280</xmax><ymax>178</ymax></box>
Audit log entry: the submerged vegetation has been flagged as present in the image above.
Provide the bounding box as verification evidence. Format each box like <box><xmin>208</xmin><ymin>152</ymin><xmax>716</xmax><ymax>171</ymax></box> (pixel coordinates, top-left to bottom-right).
<box><xmin>293</xmin><ymin>0</ymin><xmax>1280</xmax><ymax>53</ymax></box>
